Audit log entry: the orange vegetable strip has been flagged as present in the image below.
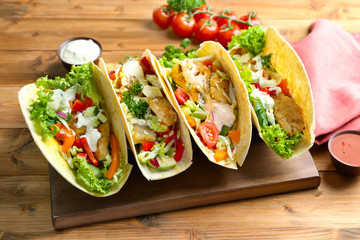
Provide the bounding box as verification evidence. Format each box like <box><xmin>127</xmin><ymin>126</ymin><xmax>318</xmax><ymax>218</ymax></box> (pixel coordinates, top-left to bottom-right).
<box><xmin>186</xmin><ymin>115</ymin><xmax>196</xmax><ymax>128</ymax></box>
<box><xmin>228</xmin><ymin>129</ymin><xmax>241</xmax><ymax>144</ymax></box>
<box><xmin>104</xmin><ymin>135</ymin><xmax>120</xmax><ymax>180</ymax></box>
<box><xmin>214</xmin><ymin>149</ymin><xmax>228</xmax><ymax>162</ymax></box>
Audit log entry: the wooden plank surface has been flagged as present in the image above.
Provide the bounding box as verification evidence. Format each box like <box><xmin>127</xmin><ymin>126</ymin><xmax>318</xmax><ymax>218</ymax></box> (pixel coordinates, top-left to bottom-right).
<box><xmin>50</xmin><ymin>135</ymin><xmax>319</xmax><ymax>229</ymax></box>
<box><xmin>1</xmin><ymin>0</ymin><xmax>360</xmax><ymax>239</ymax></box>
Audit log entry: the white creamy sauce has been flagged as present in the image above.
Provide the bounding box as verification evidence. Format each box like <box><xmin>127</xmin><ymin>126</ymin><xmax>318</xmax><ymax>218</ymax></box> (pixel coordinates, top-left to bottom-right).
<box><xmin>60</xmin><ymin>39</ymin><xmax>101</xmax><ymax>64</ymax></box>
<box><xmin>233</xmin><ymin>53</ymin><xmax>252</xmax><ymax>63</ymax></box>
<box><xmin>204</xmin><ymin>98</ymin><xmax>235</xmax><ymax>131</ymax></box>
<box><xmin>181</xmin><ymin>59</ymin><xmax>207</xmax><ymax>89</ymax></box>
<box><xmin>47</xmin><ymin>86</ymin><xmax>77</xmax><ymax>114</ymax></box>
<box><xmin>75</xmin><ymin>112</ymin><xmax>101</xmax><ymax>152</ymax></box>
<box><xmin>250</xmin><ymin>89</ymin><xmax>276</xmax><ymax>125</ymax></box>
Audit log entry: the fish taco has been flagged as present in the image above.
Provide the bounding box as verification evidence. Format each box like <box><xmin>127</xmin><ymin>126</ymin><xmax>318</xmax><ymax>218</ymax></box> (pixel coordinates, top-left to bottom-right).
<box><xmin>99</xmin><ymin>49</ymin><xmax>193</xmax><ymax>180</ymax></box>
<box><xmin>155</xmin><ymin>41</ymin><xmax>252</xmax><ymax>169</ymax></box>
<box><xmin>18</xmin><ymin>62</ymin><xmax>132</xmax><ymax>197</ymax></box>
<box><xmin>228</xmin><ymin>25</ymin><xmax>315</xmax><ymax>159</ymax></box>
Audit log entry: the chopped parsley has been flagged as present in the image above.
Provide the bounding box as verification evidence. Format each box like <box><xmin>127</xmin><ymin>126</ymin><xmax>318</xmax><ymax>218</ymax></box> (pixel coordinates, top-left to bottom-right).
<box><xmin>121</xmin><ymin>82</ymin><xmax>149</xmax><ymax>119</ymax></box>
<box><xmin>261</xmin><ymin>53</ymin><xmax>277</xmax><ymax>73</ymax></box>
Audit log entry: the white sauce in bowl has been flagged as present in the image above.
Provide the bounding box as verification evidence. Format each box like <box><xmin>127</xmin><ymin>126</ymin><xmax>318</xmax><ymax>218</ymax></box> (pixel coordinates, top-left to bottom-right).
<box><xmin>60</xmin><ymin>39</ymin><xmax>101</xmax><ymax>64</ymax></box>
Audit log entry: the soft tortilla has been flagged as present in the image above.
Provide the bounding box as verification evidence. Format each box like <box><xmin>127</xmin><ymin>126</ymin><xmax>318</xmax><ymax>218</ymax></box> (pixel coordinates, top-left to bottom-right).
<box><xmin>230</xmin><ymin>26</ymin><xmax>315</xmax><ymax>158</ymax></box>
<box><xmin>18</xmin><ymin>62</ymin><xmax>132</xmax><ymax>197</ymax></box>
<box><xmin>98</xmin><ymin>50</ymin><xmax>193</xmax><ymax>181</ymax></box>
<box><xmin>154</xmin><ymin>41</ymin><xmax>252</xmax><ymax>169</ymax></box>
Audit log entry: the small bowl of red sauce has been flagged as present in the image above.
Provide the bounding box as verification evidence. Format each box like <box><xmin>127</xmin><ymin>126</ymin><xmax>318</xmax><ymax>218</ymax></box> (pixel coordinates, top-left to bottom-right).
<box><xmin>328</xmin><ymin>130</ymin><xmax>360</xmax><ymax>176</ymax></box>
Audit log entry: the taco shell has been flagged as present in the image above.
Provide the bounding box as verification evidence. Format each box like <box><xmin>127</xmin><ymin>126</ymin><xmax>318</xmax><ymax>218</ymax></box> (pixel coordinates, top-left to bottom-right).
<box><xmin>18</xmin><ymin>62</ymin><xmax>132</xmax><ymax>197</ymax></box>
<box><xmin>98</xmin><ymin>50</ymin><xmax>193</xmax><ymax>181</ymax></box>
<box><xmin>154</xmin><ymin>41</ymin><xmax>252</xmax><ymax>169</ymax></box>
<box><xmin>231</xmin><ymin>26</ymin><xmax>315</xmax><ymax>158</ymax></box>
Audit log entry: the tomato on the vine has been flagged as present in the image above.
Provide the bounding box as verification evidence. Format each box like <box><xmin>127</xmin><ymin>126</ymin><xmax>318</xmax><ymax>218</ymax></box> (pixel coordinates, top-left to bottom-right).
<box><xmin>193</xmin><ymin>4</ymin><xmax>211</xmax><ymax>22</ymax></box>
<box><xmin>194</xmin><ymin>19</ymin><xmax>218</xmax><ymax>42</ymax></box>
<box><xmin>215</xmin><ymin>11</ymin><xmax>238</xmax><ymax>27</ymax></box>
<box><xmin>171</xmin><ymin>12</ymin><xmax>196</xmax><ymax>37</ymax></box>
<box><xmin>238</xmin><ymin>13</ymin><xmax>262</xmax><ymax>29</ymax></box>
<box><xmin>152</xmin><ymin>5</ymin><xmax>174</xmax><ymax>29</ymax></box>
<box><xmin>217</xmin><ymin>24</ymin><xmax>241</xmax><ymax>48</ymax></box>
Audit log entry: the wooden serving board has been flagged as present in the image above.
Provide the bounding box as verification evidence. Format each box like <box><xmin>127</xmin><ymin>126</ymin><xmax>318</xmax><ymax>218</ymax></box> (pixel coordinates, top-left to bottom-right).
<box><xmin>50</xmin><ymin>132</ymin><xmax>320</xmax><ymax>229</ymax></box>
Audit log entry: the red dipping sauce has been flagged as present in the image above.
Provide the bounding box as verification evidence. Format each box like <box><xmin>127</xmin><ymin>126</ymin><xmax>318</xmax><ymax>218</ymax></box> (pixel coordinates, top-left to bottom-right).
<box><xmin>330</xmin><ymin>132</ymin><xmax>360</xmax><ymax>166</ymax></box>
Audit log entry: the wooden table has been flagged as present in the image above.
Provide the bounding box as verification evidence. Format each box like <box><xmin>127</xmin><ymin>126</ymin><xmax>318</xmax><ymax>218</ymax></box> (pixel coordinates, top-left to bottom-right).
<box><xmin>1</xmin><ymin>0</ymin><xmax>360</xmax><ymax>239</ymax></box>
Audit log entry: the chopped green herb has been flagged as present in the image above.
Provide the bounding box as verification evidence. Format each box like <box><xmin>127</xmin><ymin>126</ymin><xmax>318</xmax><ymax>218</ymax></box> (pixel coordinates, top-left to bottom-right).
<box><xmin>121</xmin><ymin>82</ymin><xmax>149</xmax><ymax>119</ymax></box>
<box><xmin>261</xmin><ymin>53</ymin><xmax>277</xmax><ymax>73</ymax></box>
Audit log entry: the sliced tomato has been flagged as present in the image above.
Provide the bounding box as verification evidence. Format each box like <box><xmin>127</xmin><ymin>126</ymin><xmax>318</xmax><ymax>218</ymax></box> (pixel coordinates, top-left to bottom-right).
<box><xmin>157</xmin><ymin>130</ymin><xmax>170</xmax><ymax>138</ymax></box>
<box><xmin>198</xmin><ymin>122</ymin><xmax>219</xmax><ymax>149</ymax></box>
<box><xmin>142</xmin><ymin>141</ymin><xmax>155</xmax><ymax>151</ymax></box>
<box><xmin>174</xmin><ymin>139</ymin><xmax>184</xmax><ymax>162</ymax></box>
<box><xmin>174</xmin><ymin>88</ymin><xmax>189</xmax><ymax>105</ymax></box>
<box><xmin>72</xmin><ymin>99</ymin><xmax>87</xmax><ymax>112</ymax></box>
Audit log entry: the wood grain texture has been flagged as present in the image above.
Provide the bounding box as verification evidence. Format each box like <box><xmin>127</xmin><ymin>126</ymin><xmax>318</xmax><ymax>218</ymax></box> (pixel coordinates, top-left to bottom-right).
<box><xmin>1</xmin><ymin>0</ymin><xmax>360</xmax><ymax>238</ymax></box>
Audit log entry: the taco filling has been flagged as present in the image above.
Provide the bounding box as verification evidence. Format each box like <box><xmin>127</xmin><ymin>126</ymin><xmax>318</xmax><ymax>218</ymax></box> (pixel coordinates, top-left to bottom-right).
<box><xmin>29</xmin><ymin>63</ymin><xmax>126</xmax><ymax>194</ymax></box>
<box><xmin>228</xmin><ymin>25</ymin><xmax>304</xmax><ymax>158</ymax></box>
<box><xmin>108</xmin><ymin>56</ymin><xmax>185</xmax><ymax>171</ymax></box>
<box><xmin>161</xmin><ymin>50</ymin><xmax>240</xmax><ymax>165</ymax></box>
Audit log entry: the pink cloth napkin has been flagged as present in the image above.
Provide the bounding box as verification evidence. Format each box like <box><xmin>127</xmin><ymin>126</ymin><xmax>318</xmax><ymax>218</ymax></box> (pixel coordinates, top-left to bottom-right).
<box><xmin>291</xmin><ymin>19</ymin><xmax>360</xmax><ymax>145</ymax></box>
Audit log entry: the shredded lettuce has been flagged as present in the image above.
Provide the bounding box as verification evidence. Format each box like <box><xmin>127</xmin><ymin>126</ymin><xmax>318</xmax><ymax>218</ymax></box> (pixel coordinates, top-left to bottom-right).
<box><xmin>72</xmin><ymin>156</ymin><xmax>113</xmax><ymax>194</ymax></box>
<box><xmin>65</xmin><ymin>63</ymin><xmax>102</xmax><ymax>105</ymax></box>
<box><xmin>228</xmin><ymin>25</ymin><xmax>266</xmax><ymax>56</ymax></box>
<box><xmin>234</xmin><ymin>63</ymin><xmax>254</xmax><ymax>94</ymax></box>
<box><xmin>261</xmin><ymin>125</ymin><xmax>303</xmax><ymax>159</ymax></box>
<box><xmin>36</xmin><ymin>76</ymin><xmax>69</xmax><ymax>91</ymax></box>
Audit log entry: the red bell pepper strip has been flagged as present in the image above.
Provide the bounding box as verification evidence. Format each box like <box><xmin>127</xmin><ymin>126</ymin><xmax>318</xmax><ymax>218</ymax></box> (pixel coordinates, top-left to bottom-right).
<box><xmin>84</xmin><ymin>97</ymin><xmax>92</xmax><ymax>108</ymax></box>
<box><xmin>174</xmin><ymin>139</ymin><xmax>184</xmax><ymax>162</ymax></box>
<box><xmin>142</xmin><ymin>141</ymin><xmax>155</xmax><ymax>151</ymax></box>
<box><xmin>141</xmin><ymin>57</ymin><xmax>154</xmax><ymax>75</ymax></box>
<box><xmin>104</xmin><ymin>135</ymin><xmax>120</xmax><ymax>180</ymax></box>
<box><xmin>202</xmin><ymin>59</ymin><xmax>212</xmax><ymax>67</ymax></box>
<box><xmin>72</xmin><ymin>99</ymin><xmax>87</xmax><ymax>112</ymax></box>
<box><xmin>80</xmin><ymin>136</ymin><xmax>98</xmax><ymax>166</ymax></box>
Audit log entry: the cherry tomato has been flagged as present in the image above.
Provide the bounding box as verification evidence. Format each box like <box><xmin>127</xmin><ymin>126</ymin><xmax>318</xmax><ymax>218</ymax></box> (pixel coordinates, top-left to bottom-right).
<box><xmin>198</xmin><ymin>122</ymin><xmax>219</xmax><ymax>149</ymax></box>
<box><xmin>194</xmin><ymin>19</ymin><xmax>218</xmax><ymax>42</ymax></box>
<box><xmin>72</xmin><ymin>99</ymin><xmax>88</xmax><ymax>112</ymax></box>
<box><xmin>152</xmin><ymin>5</ymin><xmax>174</xmax><ymax>29</ymax></box>
<box><xmin>215</xmin><ymin>11</ymin><xmax>238</xmax><ymax>27</ymax></box>
<box><xmin>217</xmin><ymin>24</ymin><xmax>241</xmax><ymax>49</ymax></box>
<box><xmin>238</xmin><ymin>13</ymin><xmax>262</xmax><ymax>30</ymax></box>
<box><xmin>171</xmin><ymin>12</ymin><xmax>196</xmax><ymax>37</ymax></box>
<box><xmin>193</xmin><ymin>4</ymin><xmax>211</xmax><ymax>22</ymax></box>
<box><xmin>174</xmin><ymin>88</ymin><xmax>189</xmax><ymax>105</ymax></box>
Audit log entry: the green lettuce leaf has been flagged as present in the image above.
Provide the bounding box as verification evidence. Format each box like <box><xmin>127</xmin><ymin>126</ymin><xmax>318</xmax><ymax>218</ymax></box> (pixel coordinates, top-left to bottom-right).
<box><xmin>72</xmin><ymin>156</ymin><xmax>113</xmax><ymax>194</ymax></box>
<box><xmin>30</xmin><ymin>89</ymin><xmax>60</xmax><ymax>138</ymax></box>
<box><xmin>159</xmin><ymin>45</ymin><xmax>197</xmax><ymax>68</ymax></box>
<box><xmin>65</xmin><ymin>63</ymin><xmax>102</xmax><ymax>105</ymax></box>
<box><xmin>261</xmin><ymin>125</ymin><xmax>303</xmax><ymax>159</ymax></box>
<box><xmin>36</xmin><ymin>76</ymin><xmax>69</xmax><ymax>91</ymax></box>
<box><xmin>228</xmin><ymin>25</ymin><xmax>266</xmax><ymax>56</ymax></box>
